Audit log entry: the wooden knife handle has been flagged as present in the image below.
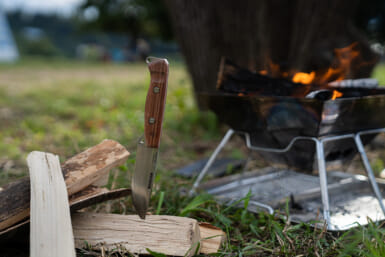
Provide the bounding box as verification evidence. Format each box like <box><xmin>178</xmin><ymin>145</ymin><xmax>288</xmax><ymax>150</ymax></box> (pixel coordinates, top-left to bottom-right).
<box><xmin>144</xmin><ymin>58</ymin><xmax>169</xmax><ymax>148</ymax></box>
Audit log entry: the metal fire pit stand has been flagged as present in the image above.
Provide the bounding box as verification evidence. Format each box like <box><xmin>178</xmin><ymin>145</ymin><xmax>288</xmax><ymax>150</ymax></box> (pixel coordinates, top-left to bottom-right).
<box><xmin>190</xmin><ymin>128</ymin><xmax>385</xmax><ymax>230</ymax></box>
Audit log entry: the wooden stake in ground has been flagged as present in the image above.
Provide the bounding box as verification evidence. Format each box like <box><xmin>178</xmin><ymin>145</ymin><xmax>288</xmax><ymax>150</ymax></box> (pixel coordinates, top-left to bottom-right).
<box><xmin>73</xmin><ymin>213</ymin><xmax>201</xmax><ymax>257</ymax></box>
<box><xmin>0</xmin><ymin>139</ymin><xmax>129</xmax><ymax>232</ymax></box>
<box><xmin>28</xmin><ymin>151</ymin><xmax>76</xmax><ymax>257</ymax></box>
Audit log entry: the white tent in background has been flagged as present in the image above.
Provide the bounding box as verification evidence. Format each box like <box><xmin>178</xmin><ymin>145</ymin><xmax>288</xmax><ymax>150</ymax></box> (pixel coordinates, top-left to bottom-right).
<box><xmin>0</xmin><ymin>8</ymin><xmax>19</xmax><ymax>62</ymax></box>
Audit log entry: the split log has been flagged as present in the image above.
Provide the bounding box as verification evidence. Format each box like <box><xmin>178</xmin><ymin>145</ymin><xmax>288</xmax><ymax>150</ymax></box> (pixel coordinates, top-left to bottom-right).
<box><xmin>0</xmin><ymin>187</ymin><xmax>132</xmax><ymax>237</ymax></box>
<box><xmin>28</xmin><ymin>151</ymin><xmax>76</xmax><ymax>257</ymax></box>
<box><xmin>72</xmin><ymin>213</ymin><xmax>201</xmax><ymax>257</ymax></box>
<box><xmin>62</xmin><ymin>139</ymin><xmax>129</xmax><ymax>195</ymax></box>
<box><xmin>69</xmin><ymin>187</ymin><xmax>131</xmax><ymax>211</ymax></box>
<box><xmin>72</xmin><ymin>213</ymin><xmax>226</xmax><ymax>256</ymax></box>
<box><xmin>0</xmin><ymin>139</ymin><xmax>130</xmax><ymax>232</ymax></box>
<box><xmin>199</xmin><ymin>222</ymin><xmax>226</xmax><ymax>255</ymax></box>
<box><xmin>69</xmin><ymin>186</ymin><xmax>110</xmax><ymax>203</ymax></box>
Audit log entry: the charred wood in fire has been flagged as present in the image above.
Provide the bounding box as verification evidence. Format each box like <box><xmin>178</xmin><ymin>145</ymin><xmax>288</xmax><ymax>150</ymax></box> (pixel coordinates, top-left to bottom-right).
<box><xmin>217</xmin><ymin>58</ymin><xmax>320</xmax><ymax>97</ymax></box>
<box><xmin>217</xmin><ymin>58</ymin><xmax>385</xmax><ymax>100</ymax></box>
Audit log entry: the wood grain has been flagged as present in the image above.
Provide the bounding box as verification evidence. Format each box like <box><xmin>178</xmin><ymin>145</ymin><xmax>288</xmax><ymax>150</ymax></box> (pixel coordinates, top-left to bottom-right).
<box><xmin>63</xmin><ymin>139</ymin><xmax>129</xmax><ymax>195</ymax></box>
<box><xmin>72</xmin><ymin>213</ymin><xmax>201</xmax><ymax>257</ymax></box>
<box><xmin>0</xmin><ymin>139</ymin><xmax>129</xmax><ymax>232</ymax></box>
<box><xmin>199</xmin><ymin>222</ymin><xmax>226</xmax><ymax>254</ymax></box>
<box><xmin>144</xmin><ymin>58</ymin><xmax>169</xmax><ymax>148</ymax></box>
<box><xmin>28</xmin><ymin>151</ymin><xmax>76</xmax><ymax>257</ymax></box>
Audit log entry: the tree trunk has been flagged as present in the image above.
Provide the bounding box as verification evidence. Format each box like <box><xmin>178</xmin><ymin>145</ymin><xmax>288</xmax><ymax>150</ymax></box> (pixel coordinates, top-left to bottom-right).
<box><xmin>164</xmin><ymin>0</ymin><xmax>378</xmax><ymax>108</ymax></box>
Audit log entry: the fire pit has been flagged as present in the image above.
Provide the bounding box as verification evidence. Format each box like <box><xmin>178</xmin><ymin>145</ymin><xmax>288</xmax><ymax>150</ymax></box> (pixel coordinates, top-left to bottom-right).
<box><xmin>200</xmin><ymin>58</ymin><xmax>385</xmax><ymax>171</ymax></box>
<box><xmin>191</xmin><ymin>56</ymin><xmax>385</xmax><ymax>230</ymax></box>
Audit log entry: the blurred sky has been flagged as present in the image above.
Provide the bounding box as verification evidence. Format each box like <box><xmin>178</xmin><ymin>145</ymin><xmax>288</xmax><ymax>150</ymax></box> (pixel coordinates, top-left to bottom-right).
<box><xmin>0</xmin><ymin>0</ymin><xmax>83</xmax><ymax>16</ymax></box>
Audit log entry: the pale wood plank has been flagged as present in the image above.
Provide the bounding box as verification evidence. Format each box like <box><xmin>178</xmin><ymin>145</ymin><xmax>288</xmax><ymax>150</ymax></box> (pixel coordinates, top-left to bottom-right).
<box><xmin>0</xmin><ymin>139</ymin><xmax>129</xmax><ymax>232</ymax></box>
<box><xmin>28</xmin><ymin>151</ymin><xmax>76</xmax><ymax>257</ymax></box>
<box><xmin>72</xmin><ymin>213</ymin><xmax>201</xmax><ymax>257</ymax></box>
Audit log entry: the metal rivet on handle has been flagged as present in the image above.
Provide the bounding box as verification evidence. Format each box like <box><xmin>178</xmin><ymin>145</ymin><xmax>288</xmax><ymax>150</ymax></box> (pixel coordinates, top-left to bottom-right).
<box><xmin>149</xmin><ymin>117</ymin><xmax>156</xmax><ymax>124</ymax></box>
<box><xmin>153</xmin><ymin>86</ymin><xmax>160</xmax><ymax>93</ymax></box>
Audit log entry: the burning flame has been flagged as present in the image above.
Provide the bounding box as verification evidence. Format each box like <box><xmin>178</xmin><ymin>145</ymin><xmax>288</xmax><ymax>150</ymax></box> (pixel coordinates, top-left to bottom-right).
<box><xmin>258</xmin><ymin>42</ymin><xmax>374</xmax><ymax>100</ymax></box>
<box><xmin>331</xmin><ymin>90</ymin><xmax>343</xmax><ymax>100</ymax></box>
<box><xmin>292</xmin><ymin>72</ymin><xmax>315</xmax><ymax>84</ymax></box>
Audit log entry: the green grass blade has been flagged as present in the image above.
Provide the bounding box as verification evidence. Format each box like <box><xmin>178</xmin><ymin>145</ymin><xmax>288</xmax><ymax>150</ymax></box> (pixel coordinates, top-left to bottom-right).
<box><xmin>156</xmin><ymin>191</ymin><xmax>165</xmax><ymax>215</ymax></box>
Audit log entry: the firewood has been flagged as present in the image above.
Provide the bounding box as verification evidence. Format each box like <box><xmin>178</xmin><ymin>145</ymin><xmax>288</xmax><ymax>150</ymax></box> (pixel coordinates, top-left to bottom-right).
<box><xmin>198</xmin><ymin>222</ymin><xmax>226</xmax><ymax>254</ymax></box>
<box><xmin>69</xmin><ymin>186</ymin><xmax>110</xmax><ymax>203</ymax></box>
<box><xmin>69</xmin><ymin>187</ymin><xmax>131</xmax><ymax>211</ymax></box>
<box><xmin>72</xmin><ymin>213</ymin><xmax>226</xmax><ymax>256</ymax></box>
<box><xmin>0</xmin><ymin>139</ymin><xmax>130</xmax><ymax>232</ymax></box>
<box><xmin>62</xmin><ymin>139</ymin><xmax>129</xmax><ymax>195</ymax></box>
<box><xmin>72</xmin><ymin>213</ymin><xmax>201</xmax><ymax>257</ymax></box>
<box><xmin>216</xmin><ymin>57</ymin><xmax>315</xmax><ymax>97</ymax></box>
<box><xmin>0</xmin><ymin>187</ymin><xmax>132</xmax><ymax>237</ymax></box>
<box><xmin>28</xmin><ymin>151</ymin><xmax>76</xmax><ymax>257</ymax></box>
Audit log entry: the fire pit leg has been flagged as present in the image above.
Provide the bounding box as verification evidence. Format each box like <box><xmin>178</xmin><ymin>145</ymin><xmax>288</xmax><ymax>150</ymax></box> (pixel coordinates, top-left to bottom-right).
<box><xmin>190</xmin><ymin>129</ymin><xmax>235</xmax><ymax>195</ymax></box>
<box><xmin>315</xmin><ymin>139</ymin><xmax>331</xmax><ymax>227</ymax></box>
<box><xmin>354</xmin><ymin>134</ymin><xmax>385</xmax><ymax>215</ymax></box>
<box><xmin>237</xmin><ymin>150</ymin><xmax>252</xmax><ymax>186</ymax></box>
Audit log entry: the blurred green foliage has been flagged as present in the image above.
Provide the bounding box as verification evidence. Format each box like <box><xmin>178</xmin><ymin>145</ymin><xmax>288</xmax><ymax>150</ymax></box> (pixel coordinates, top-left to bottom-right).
<box><xmin>79</xmin><ymin>0</ymin><xmax>173</xmax><ymax>41</ymax></box>
<box><xmin>373</xmin><ymin>63</ymin><xmax>385</xmax><ymax>85</ymax></box>
<box><xmin>16</xmin><ymin>35</ymin><xmax>63</xmax><ymax>57</ymax></box>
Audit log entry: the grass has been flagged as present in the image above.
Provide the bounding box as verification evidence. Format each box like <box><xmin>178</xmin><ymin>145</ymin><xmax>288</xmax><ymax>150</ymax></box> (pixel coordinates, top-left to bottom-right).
<box><xmin>373</xmin><ymin>63</ymin><xmax>385</xmax><ymax>85</ymax></box>
<box><xmin>1</xmin><ymin>58</ymin><xmax>385</xmax><ymax>256</ymax></box>
<box><xmin>0</xmin><ymin>58</ymin><xmax>220</xmax><ymax>184</ymax></box>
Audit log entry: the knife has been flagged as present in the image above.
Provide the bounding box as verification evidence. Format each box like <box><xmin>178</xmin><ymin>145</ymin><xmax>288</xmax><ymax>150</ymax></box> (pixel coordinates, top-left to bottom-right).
<box><xmin>131</xmin><ymin>57</ymin><xmax>169</xmax><ymax>219</ymax></box>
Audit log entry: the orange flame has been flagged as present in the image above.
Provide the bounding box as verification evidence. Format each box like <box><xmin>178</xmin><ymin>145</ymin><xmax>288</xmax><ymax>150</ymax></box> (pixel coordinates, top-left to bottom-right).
<box><xmin>256</xmin><ymin>42</ymin><xmax>377</xmax><ymax>99</ymax></box>
<box><xmin>292</xmin><ymin>71</ymin><xmax>315</xmax><ymax>84</ymax></box>
<box><xmin>313</xmin><ymin>42</ymin><xmax>361</xmax><ymax>85</ymax></box>
<box><xmin>258</xmin><ymin>42</ymin><xmax>371</xmax><ymax>89</ymax></box>
<box><xmin>331</xmin><ymin>90</ymin><xmax>343</xmax><ymax>100</ymax></box>
<box><xmin>259</xmin><ymin>70</ymin><xmax>268</xmax><ymax>75</ymax></box>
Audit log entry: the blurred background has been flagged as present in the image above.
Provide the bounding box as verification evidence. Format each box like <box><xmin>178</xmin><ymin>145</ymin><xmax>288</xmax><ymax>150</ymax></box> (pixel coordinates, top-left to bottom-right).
<box><xmin>0</xmin><ymin>0</ymin><xmax>177</xmax><ymax>62</ymax></box>
<box><xmin>0</xmin><ymin>0</ymin><xmax>384</xmax><ymax>63</ymax></box>
<box><xmin>0</xmin><ymin>0</ymin><xmax>383</xmax><ymax>64</ymax></box>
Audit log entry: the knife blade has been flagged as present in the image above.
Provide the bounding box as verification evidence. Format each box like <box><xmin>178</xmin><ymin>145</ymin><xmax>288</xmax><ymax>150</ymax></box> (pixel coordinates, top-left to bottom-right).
<box><xmin>131</xmin><ymin>57</ymin><xmax>169</xmax><ymax>219</ymax></box>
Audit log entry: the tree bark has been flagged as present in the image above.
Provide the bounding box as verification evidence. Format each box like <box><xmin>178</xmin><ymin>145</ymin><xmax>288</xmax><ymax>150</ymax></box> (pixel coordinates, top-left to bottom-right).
<box><xmin>164</xmin><ymin>0</ymin><xmax>378</xmax><ymax>108</ymax></box>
